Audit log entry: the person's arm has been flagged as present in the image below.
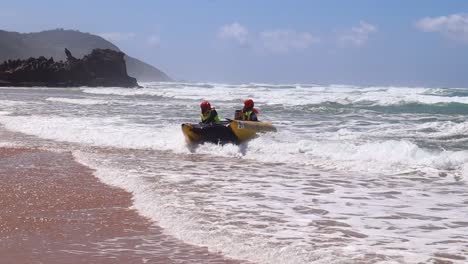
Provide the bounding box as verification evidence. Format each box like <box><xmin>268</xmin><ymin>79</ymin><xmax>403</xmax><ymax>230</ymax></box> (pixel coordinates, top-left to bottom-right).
<box><xmin>250</xmin><ymin>112</ymin><xmax>258</xmax><ymax>121</ymax></box>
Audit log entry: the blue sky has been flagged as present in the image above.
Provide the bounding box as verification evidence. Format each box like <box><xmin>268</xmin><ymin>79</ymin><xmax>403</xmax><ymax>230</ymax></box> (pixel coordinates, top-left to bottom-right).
<box><xmin>2</xmin><ymin>0</ymin><xmax>468</xmax><ymax>86</ymax></box>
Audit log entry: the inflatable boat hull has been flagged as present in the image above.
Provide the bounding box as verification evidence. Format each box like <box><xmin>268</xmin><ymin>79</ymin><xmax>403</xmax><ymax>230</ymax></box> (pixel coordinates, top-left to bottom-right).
<box><xmin>181</xmin><ymin>120</ymin><xmax>276</xmax><ymax>144</ymax></box>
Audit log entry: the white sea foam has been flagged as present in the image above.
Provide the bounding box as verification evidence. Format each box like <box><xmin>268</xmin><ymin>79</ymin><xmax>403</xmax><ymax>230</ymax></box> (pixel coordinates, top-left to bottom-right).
<box><xmin>1</xmin><ymin>84</ymin><xmax>467</xmax><ymax>264</ymax></box>
<box><xmin>0</xmin><ymin>115</ymin><xmax>187</xmax><ymax>152</ymax></box>
<box><xmin>72</xmin><ymin>151</ymin><xmax>393</xmax><ymax>264</ymax></box>
<box><xmin>0</xmin><ymin>141</ymin><xmax>19</xmax><ymax>148</ymax></box>
<box><xmin>346</xmin><ymin>120</ymin><xmax>468</xmax><ymax>142</ymax></box>
<box><xmin>0</xmin><ymin>100</ymin><xmax>23</xmax><ymax>107</ymax></box>
<box><xmin>461</xmin><ymin>163</ymin><xmax>468</xmax><ymax>180</ymax></box>
<box><xmin>82</xmin><ymin>84</ymin><xmax>468</xmax><ymax>107</ymax></box>
<box><xmin>46</xmin><ymin>97</ymin><xmax>111</xmax><ymax>105</ymax></box>
<box><xmin>0</xmin><ymin>114</ymin><xmax>465</xmax><ymax>179</ymax></box>
<box><xmin>73</xmin><ymin>146</ymin><xmax>468</xmax><ymax>264</ymax></box>
<box><xmin>81</xmin><ymin>87</ymin><xmax>162</xmax><ymax>96</ymax></box>
<box><xmin>419</xmin><ymin>121</ymin><xmax>468</xmax><ymax>138</ymax></box>
<box><xmin>184</xmin><ymin>126</ymin><xmax>467</xmax><ymax>179</ymax></box>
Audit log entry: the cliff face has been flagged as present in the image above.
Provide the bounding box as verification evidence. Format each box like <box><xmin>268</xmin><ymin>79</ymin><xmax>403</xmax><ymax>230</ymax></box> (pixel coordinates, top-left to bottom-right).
<box><xmin>0</xmin><ymin>29</ymin><xmax>172</xmax><ymax>82</ymax></box>
<box><xmin>0</xmin><ymin>48</ymin><xmax>139</xmax><ymax>88</ymax></box>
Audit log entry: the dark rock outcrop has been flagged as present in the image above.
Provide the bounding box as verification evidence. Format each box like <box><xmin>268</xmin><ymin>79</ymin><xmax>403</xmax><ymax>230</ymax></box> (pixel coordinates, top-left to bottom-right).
<box><xmin>0</xmin><ymin>48</ymin><xmax>139</xmax><ymax>87</ymax></box>
<box><xmin>0</xmin><ymin>29</ymin><xmax>172</xmax><ymax>82</ymax></box>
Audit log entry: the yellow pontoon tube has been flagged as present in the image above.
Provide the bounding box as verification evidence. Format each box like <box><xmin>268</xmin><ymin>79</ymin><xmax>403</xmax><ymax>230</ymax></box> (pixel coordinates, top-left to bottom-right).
<box><xmin>181</xmin><ymin>120</ymin><xmax>276</xmax><ymax>144</ymax></box>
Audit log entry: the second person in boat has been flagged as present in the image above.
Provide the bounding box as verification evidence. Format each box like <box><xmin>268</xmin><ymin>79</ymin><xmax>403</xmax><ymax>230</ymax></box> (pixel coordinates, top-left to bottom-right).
<box><xmin>239</xmin><ymin>99</ymin><xmax>259</xmax><ymax>121</ymax></box>
<box><xmin>200</xmin><ymin>100</ymin><xmax>222</xmax><ymax>124</ymax></box>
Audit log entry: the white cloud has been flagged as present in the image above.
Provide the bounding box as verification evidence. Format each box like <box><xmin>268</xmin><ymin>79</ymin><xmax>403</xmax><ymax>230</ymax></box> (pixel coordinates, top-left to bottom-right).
<box><xmin>218</xmin><ymin>23</ymin><xmax>319</xmax><ymax>53</ymax></box>
<box><xmin>98</xmin><ymin>32</ymin><xmax>135</xmax><ymax>43</ymax></box>
<box><xmin>339</xmin><ymin>21</ymin><xmax>378</xmax><ymax>47</ymax></box>
<box><xmin>259</xmin><ymin>30</ymin><xmax>320</xmax><ymax>53</ymax></box>
<box><xmin>147</xmin><ymin>35</ymin><xmax>160</xmax><ymax>47</ymax></box>
<box><xmin>218</xmin><ymin>22</ymin><xmax>249</xmax><ymax>46</ymax></box>
<box><xmin>416</xmin><ymin>13</ymin><xmax>468</xmax><ymax>42</ymax></box>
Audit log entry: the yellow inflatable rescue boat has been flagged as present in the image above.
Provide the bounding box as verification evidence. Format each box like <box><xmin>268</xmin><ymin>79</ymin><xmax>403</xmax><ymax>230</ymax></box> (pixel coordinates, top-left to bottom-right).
<box><xmin>181</xmin><ymin>120</ymin><xmax>276</xmax><ymax>144</ymax></box>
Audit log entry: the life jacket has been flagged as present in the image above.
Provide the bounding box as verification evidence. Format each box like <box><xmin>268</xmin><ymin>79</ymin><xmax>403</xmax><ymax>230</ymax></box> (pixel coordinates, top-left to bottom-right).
<box><xmin>242</xmin><ymin>108</ymin><xmax>258</xmax><ymax>121</ymax></box>
<box><xmin>201</xmin><ymin>109</ymin><xmax>221</xmax><ymax>123</ymax></box>
<box><xmin>242</xmin><ymin>110</ymin><xmax>253</xmax><ymax>121</ymax></box>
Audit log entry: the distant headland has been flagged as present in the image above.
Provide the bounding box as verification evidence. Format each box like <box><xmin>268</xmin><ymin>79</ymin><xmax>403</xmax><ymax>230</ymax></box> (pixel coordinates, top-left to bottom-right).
<box><xmin>0</xmin><ymin>48</ymin><xmax>140</xmax><ymax>88</ymax></box>
<box><xmin>0</xmin><ymin>28</ymin><xmax>172</xmax><ymax>82</ymax></box>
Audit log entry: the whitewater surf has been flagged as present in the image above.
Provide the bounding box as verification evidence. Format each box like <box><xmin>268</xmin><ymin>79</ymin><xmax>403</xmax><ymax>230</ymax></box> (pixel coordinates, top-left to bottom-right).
<box><xmin>0</xmin><ymin>83</ymin><xmax>467</xmax><ymax>263</ymax></box>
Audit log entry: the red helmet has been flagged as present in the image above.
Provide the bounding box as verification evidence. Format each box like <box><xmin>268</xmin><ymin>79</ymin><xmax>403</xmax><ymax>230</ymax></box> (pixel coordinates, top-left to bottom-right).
<box><xmin>200</xmin><ymin>100</ymin><xmax>211</xmax><ymax>113</ymax></box>
<box><xmin>244</xmin><ymin>99</ymin><xmax>254</xmax><ymax>109</ymax></box>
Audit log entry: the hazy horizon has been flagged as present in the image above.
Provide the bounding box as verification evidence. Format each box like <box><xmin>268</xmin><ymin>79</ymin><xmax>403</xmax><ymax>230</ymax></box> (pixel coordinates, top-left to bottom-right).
<box><xmin>2</xmin><ymin>0</ymin><xmax>468</xmax><ymax>87</ymax></box>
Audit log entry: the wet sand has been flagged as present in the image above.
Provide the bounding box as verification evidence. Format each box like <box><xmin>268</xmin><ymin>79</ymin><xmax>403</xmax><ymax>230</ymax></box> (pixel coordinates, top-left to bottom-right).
<box><xmin>0</xmin><ymin>147</ymin><xmax>243</xmax><ymax>264</ymax></box>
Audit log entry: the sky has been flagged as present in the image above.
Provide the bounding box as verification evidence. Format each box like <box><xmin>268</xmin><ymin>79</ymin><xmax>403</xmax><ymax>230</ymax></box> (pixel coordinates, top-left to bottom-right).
<box><xmin>1</xmin><ymin>0</ymin><xmax>468</xmax><ymax>87</ymax></box>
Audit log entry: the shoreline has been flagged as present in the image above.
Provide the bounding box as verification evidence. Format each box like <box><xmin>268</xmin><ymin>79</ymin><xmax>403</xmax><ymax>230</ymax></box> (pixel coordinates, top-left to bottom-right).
<box><xmin>0</xmin><ymin>147</ymin><xmax>243</xmax><ymax>264</ymax></box>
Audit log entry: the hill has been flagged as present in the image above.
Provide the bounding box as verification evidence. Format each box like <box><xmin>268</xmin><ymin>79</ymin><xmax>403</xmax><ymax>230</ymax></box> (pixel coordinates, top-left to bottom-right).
<box><xmin>0</xmin><ymin>29</ymin><xmax>172</xmax><ymax>82</ymax></box>
<box><xmin>0</xmin><ymin>48</ymin><xmax>140</xmax><ymax>88</ymax></box>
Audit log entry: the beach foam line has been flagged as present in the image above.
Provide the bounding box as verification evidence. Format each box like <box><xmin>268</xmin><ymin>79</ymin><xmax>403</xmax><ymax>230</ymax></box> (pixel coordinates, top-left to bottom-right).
<box><xmin>0</xmin><ymin>147</ymin><xmax>242</xmax><ymax>264</ymax></box>
<box><xmin>46</xmin><ymin>97</ymin><xmax>112</xmax><ymax>105</ymax></box>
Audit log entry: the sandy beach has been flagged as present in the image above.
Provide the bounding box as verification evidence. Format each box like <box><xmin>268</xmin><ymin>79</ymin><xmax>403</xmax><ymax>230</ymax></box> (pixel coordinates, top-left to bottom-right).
<box><xmin>0</xmin><ymin>147</ymin><xmax>243</xmax><ymax>264</ymax></box>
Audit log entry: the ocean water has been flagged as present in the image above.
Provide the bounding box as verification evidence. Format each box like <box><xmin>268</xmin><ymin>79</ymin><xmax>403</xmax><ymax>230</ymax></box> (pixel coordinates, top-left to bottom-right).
<box><xmin>0</xmin><ymin>83</ymin><xmax>467</xmax><ymax>263</ymax></box>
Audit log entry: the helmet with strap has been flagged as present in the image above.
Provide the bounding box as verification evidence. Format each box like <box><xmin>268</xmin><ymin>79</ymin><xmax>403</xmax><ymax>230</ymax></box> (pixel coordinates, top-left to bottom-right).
<box><xmin>200</xmin><ymin>100</ymin><xmax>211</xmax><ymax>114</ymax></box>
<box><xmin>244</xmin><ymin>99</ymin><xmax>254</xmax><ymax>109</ymax></box>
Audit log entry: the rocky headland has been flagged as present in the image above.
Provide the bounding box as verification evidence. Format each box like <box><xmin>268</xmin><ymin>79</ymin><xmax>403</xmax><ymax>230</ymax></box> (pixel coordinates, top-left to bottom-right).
<box><xmin>0</xmin><ymin>48</ymin><xmax>140</xmax><ymax>88</ymax></box>
<box><xmin>0</xmin><ymin>29</ymin><xmax>172</xmax><ymax>82</ymax></box>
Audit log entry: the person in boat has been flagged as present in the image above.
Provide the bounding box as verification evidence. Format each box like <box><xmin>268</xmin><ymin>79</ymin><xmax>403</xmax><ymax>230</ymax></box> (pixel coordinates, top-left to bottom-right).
<box><xmin>241</xmin><ymin>99</ymin><xmax>259</xmax><ymax>121</ymax></box>
<box><xmin>200</xmin><ymin>100</ymin><xmax>222</xmax><ymax>124</ymax></box>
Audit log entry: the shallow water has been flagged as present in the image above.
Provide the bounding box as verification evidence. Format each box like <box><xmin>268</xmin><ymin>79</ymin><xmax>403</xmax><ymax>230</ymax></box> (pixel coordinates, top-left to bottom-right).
<box><xmin>0</xmin><ymin>83</ymin><xmax>467</xmax><ymax>263</ymax></box>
